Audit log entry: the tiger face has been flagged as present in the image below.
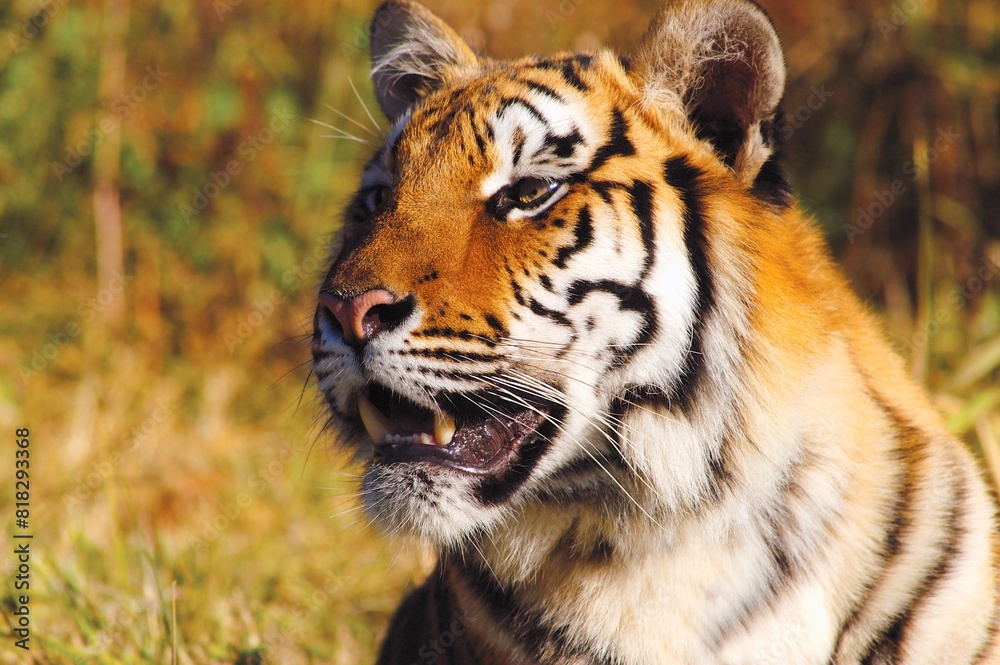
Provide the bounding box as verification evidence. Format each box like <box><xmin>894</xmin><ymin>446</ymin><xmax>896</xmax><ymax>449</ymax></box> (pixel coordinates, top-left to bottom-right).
<box><xmin>313</xmin><ymin>0</ymin><xmax>785</xmax><ymax>545</ymax></box>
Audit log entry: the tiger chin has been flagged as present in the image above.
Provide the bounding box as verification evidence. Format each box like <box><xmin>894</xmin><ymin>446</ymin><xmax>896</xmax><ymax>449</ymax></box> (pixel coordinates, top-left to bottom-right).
<box><xmin>311</xmin><ymin>0</ymin><xmax>1000</xmax><ymax>662</ymax></box>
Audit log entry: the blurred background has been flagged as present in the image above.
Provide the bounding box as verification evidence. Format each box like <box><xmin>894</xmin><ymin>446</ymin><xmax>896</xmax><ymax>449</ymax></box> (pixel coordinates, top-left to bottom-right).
<box><xmin>0</xmin><ymin>0</ymin><xmax>998</xmax><ymax>662</ymax></box>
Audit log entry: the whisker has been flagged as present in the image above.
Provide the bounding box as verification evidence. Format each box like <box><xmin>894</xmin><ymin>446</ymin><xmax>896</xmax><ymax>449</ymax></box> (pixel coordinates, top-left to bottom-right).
<box><xmin>307</xmin><ymin>117</ymin><xmax>372</xmax><ymax>144</ymax></box>
<box><xmin>319</xmin><ymin>133</ymin><xmax>372</xmax><ymax>144</ymax></box>
<box><xmin>469</xmin><ymin>375</ymin><xmax>663</xmax><ymax>529</ymax></box>
<box><xmin>349</xmin><ymin>75</ymin><xmax>385</xmax><ymax>135</ymax></box>
<box><xmin>322</xmin><ymin>103</ymin><xmax>383</xmax><ymax>137</ymax></box>
<box><xmin>487</xmin><ymin>371</ymin><xmax>665</xmax><ymax>507</ymax></box>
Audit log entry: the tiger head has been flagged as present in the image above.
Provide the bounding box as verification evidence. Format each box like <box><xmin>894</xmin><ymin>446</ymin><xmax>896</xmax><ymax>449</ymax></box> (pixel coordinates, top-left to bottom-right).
<box><xmin>313</xmin><ymin>0</ymin><xmax>789</xmax><ymax>545</ymax></box>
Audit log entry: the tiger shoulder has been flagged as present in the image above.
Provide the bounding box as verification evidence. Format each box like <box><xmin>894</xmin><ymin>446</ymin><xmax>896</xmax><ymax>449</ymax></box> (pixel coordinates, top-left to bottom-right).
<box><xmin>310</xmin><ymin>0</ymin><xmax>1000</xmax><ymax>662</ymax></box>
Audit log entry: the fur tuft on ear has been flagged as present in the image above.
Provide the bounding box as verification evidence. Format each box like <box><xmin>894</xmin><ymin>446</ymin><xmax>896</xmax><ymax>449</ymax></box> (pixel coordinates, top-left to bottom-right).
<box><xmin>369</xmin><ymin>0</ymin><xmax>479</xmax><ymax>123</ymax></box>
<box><xmin>633</xmin><ymin>0</ymin><xmax>786</xmax><ymax>185</ymax></box>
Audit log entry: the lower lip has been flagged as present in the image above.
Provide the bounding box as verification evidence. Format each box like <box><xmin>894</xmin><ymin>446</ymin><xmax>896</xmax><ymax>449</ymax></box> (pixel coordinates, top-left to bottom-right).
<box><xmin>371</xmin><ymin>439</ymin><xmax>515</xmax><ymax>474</ymax></box>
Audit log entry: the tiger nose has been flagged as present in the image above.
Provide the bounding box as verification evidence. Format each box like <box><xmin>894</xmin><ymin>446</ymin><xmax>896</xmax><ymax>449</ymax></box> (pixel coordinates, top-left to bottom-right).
<box><xmin>318</xmin><ymin>289</ymin><xmax>412</xmax><ymax>345</ymax></box>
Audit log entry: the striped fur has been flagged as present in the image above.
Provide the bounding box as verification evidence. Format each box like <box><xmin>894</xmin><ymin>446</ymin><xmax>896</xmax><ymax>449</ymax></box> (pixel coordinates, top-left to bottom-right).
<box><xmin>311</xmin><ymin>1</ymin><xmax>1000</xmax><ymax>662</ymax></box>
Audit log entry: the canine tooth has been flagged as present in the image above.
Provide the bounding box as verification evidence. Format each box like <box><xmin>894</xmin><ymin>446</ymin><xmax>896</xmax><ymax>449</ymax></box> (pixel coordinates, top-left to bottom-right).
<box><xmin>434</xmin><ymin>412</ymin><xmax>456</xmax><ymax>446</ymax></box>
<box><xmin>358</xmin><ymin>393</ymin><xmax>390</xmax><ymax>445</ymax></box>
<box><xmin>420</xmin><ymin>433</ymin><xmax>433</xmax><ymax>445</ymax></box>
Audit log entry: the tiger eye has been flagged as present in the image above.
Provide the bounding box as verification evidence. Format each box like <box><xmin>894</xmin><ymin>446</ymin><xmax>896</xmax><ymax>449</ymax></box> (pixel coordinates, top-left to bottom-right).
<box><xmin>511</xmin><ymin>178</ymin><xmax>559</xmax><ymax>208</ymax></box>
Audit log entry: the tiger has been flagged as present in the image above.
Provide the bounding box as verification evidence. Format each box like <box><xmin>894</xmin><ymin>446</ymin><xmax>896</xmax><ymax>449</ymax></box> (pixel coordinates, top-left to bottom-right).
<box><xmin>310</xmin><ymin>0</ymin><xmax>1000</xmax><ymax>662</ymax></box>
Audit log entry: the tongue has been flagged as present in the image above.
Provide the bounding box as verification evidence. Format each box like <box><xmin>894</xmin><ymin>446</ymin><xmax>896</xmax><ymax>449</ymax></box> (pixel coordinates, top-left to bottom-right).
<box><xmin>444</xmin><ymin>409</ymin><xmax>545</xmax><ymax>467</ymax></box>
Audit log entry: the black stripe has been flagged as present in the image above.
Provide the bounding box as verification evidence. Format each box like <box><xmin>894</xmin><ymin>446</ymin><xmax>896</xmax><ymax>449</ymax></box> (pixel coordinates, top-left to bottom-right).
<box><xmin>532</xmin><ymin>453</ymin><xmax>629</xmax><ymax>505</ymax></box>
<box><xmin>764</xmin><ymin>497</ymin><xmax>794</xmax><ymax>583</ymax></box>
<box><xmin>751</xmin><ymin>151</ymin><xmax>792</xmax><ymax>208</ymax></box>
<box><xmin>831</xmin><ymin>391</ymin><xmax>921</xmax><ymax>661</ymax></box>
<box><xmin>512</xmin><ymin>280</ymin><xmax>527</xmax><ymax>306</ymax></box>
<box><xmin>428</xmin><ymin>102</ymin><xmax>466</xmax><ymax>141</ymax></box>
<box><xmin>499</xmin><ymin>97</ymin><xmax>547</xmax><ymax>126</ymax></box>
<box><xmin>588</xmin><ymin>108</ymin><xmax>635</xmax><ymax>172</ymax></box>
<box><xmin>528</xmin><ymin>296</ymin><xmax>573</xmax><ymax>330</ymax></box>
<box><xmin>554</xmin><ymin>205</ymin><xmax>593</xmax><ymax>268</ymax></box>
<box><xmin>404</xmin><ymin>348</ymin><xmax>499</xmax><ymax>363</ymax></box>
<box><xmin>416</xmin><ymin>326</ymin><xmax>496</xmax><ymax>347</ymax></box>
<box><xmin>627</xmin><ymin>179</ymin><xmax>656</xmax><ymax>278</ymax></box>
<box><xmin>534</xmin><ymin>54</ymin><xmax>592</xmax><ymax>75</ymax></box>
<box><xmin>545</xmin><ymin>128</ymin><xmax>583</xmax><ymax>159</ymax></box>
<box><xmin>484</xmin><ymin>313</ymin><xmax>506</xmax><ymax>337</ymax></box>
<box><xmin>591</xmin><ymin>179</ymin><xmax>619</xmax><ymax>205</ymax></box>
<box><xmin>560</xmin><ymin>60</ymin><xmax>588</xmax><ymax>91</ymax></box>
<box><xmin>663</xmin><ymin>156</ymin><xmax>713</xmax><ymax>413</ymax></box>
<box><xmin>838</xmin><ymin>390</ymin><xmax>968</xmax><ymax>664</ymax></box>
<box><xmin>455</xmin><ymin>558</ymin><xmax>596</xmax><ymax>660</ymax></box>
<box><xmin>692</xmin><ymin>117</ymin><xmax>744</xmax><ymax>169</ymax></box>
<box><xmin>566</xmin><ymin>279</ymin><xmax>656</xmax><ymax>362</ymax></box>
<box><xmin>512</xmin><ymin>129</ymin><xmax>525</xmax><ymax>165</ymax></box>
<box><xmin>610</xmin><ymin>385</ymin><xmax>671</xmax><ymax>417</ymax></box>
<box><xmin>473</xmin><ymin>124</ymin><xmax>488</xmax><ymax>156</ymax></box>
<box><xmin>704</xmin><ymin>434</ymin><xmax>735</xmax><ymax>504</ymax></box>
<box><xmin>524</xmin><ymin>296</ymin><xmax>577</xmax><ymax>358</ymax></box>
<box><xmin>473</xmin><ymin>404</ymin><xmax>563</xmax><ymax>505</ymax></box>
<box><xmin>709</xmin><ymin>449</ymin><xmax>815</xmax><ymax>647</ymax></box>
<box><xmin>522</xmin><ymin>79</ymin><xmax>564</xmax><ymax>102</ymax></box>
<box><xmin>566</xmin><ymin>279</ymin><xmax>644</xmax><ymax>309</ymax></box>
<box><xmin>874</xmin><ymin>466</ymin><xmax>967</xmax><ymax>661</ymax></box>
<box><xmin>972</xmin><ymin>598</ymin><xmax>1000</xmax><ymax>664</ymax></box>
<box><xmin>550</xmin><ymin>450</ymin><xmax>629</xmax><ymax>481</ymax></box>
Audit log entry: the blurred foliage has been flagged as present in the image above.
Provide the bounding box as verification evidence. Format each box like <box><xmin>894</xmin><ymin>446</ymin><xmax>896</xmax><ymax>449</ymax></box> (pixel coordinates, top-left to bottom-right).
<box><xmin>0</xmin><ymin>0</ymin><xmax>998</xmax><ymax>662</ymax></box>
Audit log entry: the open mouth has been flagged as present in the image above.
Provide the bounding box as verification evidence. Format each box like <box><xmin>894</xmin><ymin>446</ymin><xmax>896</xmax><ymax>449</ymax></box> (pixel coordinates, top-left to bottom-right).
<box><xmin>355</xmin><ymin>383</ymin><xmax>551</xmax><ymax>474</ymax></box>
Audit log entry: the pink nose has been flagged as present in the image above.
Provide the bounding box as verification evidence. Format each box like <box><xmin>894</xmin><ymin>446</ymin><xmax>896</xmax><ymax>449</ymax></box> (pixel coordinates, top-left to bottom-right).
<box><xmin>319</xmin><ymin>289</ymin><xmax>399</xmax><ymax>343</ymax></box>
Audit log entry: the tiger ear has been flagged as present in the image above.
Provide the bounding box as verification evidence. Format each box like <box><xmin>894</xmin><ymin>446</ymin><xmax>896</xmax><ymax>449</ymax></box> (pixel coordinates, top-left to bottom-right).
<box><xmin>632</xmin><ymin>0</ymin><xmax>786</xmax><ymax>184</ymax></box>
<box><xmin>369</xmin><ymin>0</ymin><xmax>479</xmax><ymax>123</ymax></box>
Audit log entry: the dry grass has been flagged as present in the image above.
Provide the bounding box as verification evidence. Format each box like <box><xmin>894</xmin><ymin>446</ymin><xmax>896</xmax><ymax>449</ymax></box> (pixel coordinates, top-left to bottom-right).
<box><xmin>2</xmin><ymin>314</ymin><xmax>437</xmax><ymax>663</ymax></box>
